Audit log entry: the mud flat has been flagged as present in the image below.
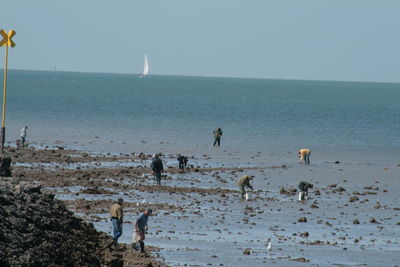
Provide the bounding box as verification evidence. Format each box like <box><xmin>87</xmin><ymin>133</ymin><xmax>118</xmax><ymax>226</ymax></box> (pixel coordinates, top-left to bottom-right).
<box><xmin>6</xmin><ymin>146</ymin><xmax>400</xmax><ymax>266</ymax></box>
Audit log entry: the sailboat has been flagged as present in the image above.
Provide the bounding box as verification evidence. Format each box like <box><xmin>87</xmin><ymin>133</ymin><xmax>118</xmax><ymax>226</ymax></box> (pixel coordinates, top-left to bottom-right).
<box><xmin>139</xmin><ymin>54</ymin><xmax>149</xmax><ymax>77</ymax></box>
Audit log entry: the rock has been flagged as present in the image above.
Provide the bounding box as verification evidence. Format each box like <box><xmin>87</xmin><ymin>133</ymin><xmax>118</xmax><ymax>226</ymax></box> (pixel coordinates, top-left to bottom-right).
<box><xmin>353</xmin><ymin>219</ymin><xmax>360</xmax><ymax>224</ymax></box>
<box><xmin>369</xmin><ymin>217</ymin><xmax>378</xmax><ymax>223</ymax></box>
<box><xmin>291</xmin><ymin>257</ymin><xmax>310</xmax><ymax>262</ymax></box>
<box><xmin>0</xmin><ymin>180</ymin><xmax>124</xmax><ymax>266</ymax></box>
<box><xmin>298</xmin><ymin>217</ymin><xmax>307</xmax><ymax>223</ymax></box>
<box><xmin>299</xmin><ymin>232</ymin><xmax>309</xmax><ymax>238</ymax></box>
<box><xmin>243</xmin><ymin>248</ymin><xmax>251</xmax><ymax>255</ymax></box>
<box><xmin>349</xmin><ymin>196</ymin><xmax>359</xmax><ymax>202</ymax></box>
<box><xmin>0</xmin><ymin>156</ymin><xmax>12</xmax><ymax>177</ymax></box>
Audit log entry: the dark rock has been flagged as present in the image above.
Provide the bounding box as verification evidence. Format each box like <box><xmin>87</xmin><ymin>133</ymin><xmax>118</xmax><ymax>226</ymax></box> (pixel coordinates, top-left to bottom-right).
<box><xmin>369</xmin><ymin>217</ymin><xmax>378</xmax><ymax>223</ymax></box>
<box><xmin>0</xmin><ymin>156</ymin><xmax>12</xmax><ymax>177</ymax></box>
<box><xmin>298</xmin><ymin>217</ymin><xmax>307</xmax><ymax>223</ymax></box>
<box><xmin>349</xmin><ymin>196</ymin><xmax>359</xmax><ymax>202</ymax></box>
<box><xmin>299</xmin><ymin>232</ymin><xmax>309</xmax><ymax>238</ymax></box>
<box><xmin>0</xmin><ymin>180</ymin><xmax>120</xmax><ymax>266</ymax></box>
<box><xmin>243</xmin><ymin>248</ymin><xmax>251</xmax><ymax>255</ymax></box>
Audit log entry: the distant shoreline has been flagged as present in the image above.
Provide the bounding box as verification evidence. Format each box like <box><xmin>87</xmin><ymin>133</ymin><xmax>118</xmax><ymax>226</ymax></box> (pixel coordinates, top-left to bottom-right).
<box><xmin>6</xmin><ymin>68</ymin><xmax>400</xmax><ymax>85</ymax></box>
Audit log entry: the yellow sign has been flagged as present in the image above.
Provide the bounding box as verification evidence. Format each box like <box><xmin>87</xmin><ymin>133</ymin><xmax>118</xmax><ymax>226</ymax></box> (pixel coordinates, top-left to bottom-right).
<box><xmin>0</xmin><ymin>29</ymin><xmax>16</xmax><ymax>48</ymax></box>
<box><xmin>0</xmin><ymin>28</ymin><xmax>16</xmax><ymax>152</ymax></box>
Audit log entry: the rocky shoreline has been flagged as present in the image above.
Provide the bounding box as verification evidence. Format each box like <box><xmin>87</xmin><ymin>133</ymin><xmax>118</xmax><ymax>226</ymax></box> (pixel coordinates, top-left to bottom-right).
<box><xmin>0</xmin><ymin>147</ymin><xmax>168</xmax><ymax>267</ymax></box>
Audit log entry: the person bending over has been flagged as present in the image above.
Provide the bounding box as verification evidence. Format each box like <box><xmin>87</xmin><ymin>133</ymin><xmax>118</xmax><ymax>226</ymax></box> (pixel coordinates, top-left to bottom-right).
<box><xmin>237</xmin><ymin>175</ymin><xmax>254</xmax><ymax>200</ymax></box>
<box><xmin>298</xmin><ymin>148</ymin><xmax>311</xmax><ymax>165</ymax></box>
<box><xmin>298</xmin><ymin>181</ymin><xmax>314</xmax><ymax>201</ymax></box>
<box><xmin>177</xmin><ymin>155</ymin><xmax>188</xmax><ymax>171</ymax></box>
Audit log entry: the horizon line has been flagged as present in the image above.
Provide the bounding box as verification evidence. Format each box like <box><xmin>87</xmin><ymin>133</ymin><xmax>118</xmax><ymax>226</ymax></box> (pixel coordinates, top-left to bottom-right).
<box><xmin>3</xmin><ymin>67</ymin><xmax>400</xmax><ymax>85</ymax></box>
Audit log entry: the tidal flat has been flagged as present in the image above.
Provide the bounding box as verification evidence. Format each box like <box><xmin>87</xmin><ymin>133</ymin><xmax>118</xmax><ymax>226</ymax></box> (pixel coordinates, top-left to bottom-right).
<box><xmin>8</xmin><ymin>146</ymin><xmax>400</xmax><ymax>266</ymax></box>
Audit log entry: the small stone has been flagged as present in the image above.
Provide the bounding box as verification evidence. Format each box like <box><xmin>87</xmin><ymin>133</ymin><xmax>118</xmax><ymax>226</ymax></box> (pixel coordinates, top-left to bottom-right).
<box><xmin>369</xmin><ymin>217</ymin><xmax>378</xmax><ymax>223</ymax></box>
<box><xmin>349</xmin><ymin>196</ymin><xmax>359</xmax><ymax>202</ymax></box>
<box><xmin>243</xmin><ymin>248</ymin><xmax>251</xmax><ymax>255</ymax></box>
<box><xmin>298</xmin><ymin>217</ymin><xmax>307</xmax><ymax>223</ymax></box>
<box><xmin>299</xmin><ymin>232</ymin><xmax>309</xmax><ymax>238</ymax></box>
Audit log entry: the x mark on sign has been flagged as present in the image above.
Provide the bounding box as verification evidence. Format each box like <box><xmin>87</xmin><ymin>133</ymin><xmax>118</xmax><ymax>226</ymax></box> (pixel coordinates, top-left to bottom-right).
<box><xmin>0</xmin><ymin>29</ymin><xmax>16</xmax><ymax>48</ymax></box>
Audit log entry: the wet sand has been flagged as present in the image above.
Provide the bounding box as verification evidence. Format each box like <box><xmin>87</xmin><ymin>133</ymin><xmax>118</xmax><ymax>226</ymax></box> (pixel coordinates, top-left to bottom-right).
<box><xmin>7</xmin><ymin>145</ymin><xmax>400</xmax><ymax>266</ymax></box>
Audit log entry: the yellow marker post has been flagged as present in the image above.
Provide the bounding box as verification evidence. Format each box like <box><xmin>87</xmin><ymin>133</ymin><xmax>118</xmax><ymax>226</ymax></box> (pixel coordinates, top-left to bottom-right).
<box><xmin>0</xmin><ymin>29</ymin><xmax>16</xmax><ymax>152</ymax></box>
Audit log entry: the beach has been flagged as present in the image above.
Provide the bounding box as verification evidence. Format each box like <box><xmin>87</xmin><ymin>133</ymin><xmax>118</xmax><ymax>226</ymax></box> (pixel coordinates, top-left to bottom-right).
<box><xmin>1</xmin><ymin>70</ymin><xmax>399</xmax><ymax>265</ymax></box>
<box><xmin>4</xmin><ymin>143</ymin><xmax>399</xmax><ymax>266</ymax></box>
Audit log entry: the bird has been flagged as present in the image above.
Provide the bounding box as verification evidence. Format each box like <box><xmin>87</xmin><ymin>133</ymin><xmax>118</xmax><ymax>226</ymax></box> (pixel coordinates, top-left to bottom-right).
<box><xmin>266</xmin><ymin>239</ymin><xmax>272</xmax><ymax>251</ymax></box>
<box><xmin>142</xmin><ymin>199</ymin><xmax>146</xmax><ymax>204</ymax></box>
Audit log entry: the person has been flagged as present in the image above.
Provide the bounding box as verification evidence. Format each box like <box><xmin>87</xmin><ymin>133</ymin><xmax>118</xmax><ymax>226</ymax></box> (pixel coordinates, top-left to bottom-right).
<box><xmin>237</xmin><ymin>175</ymin><xmax>254</xmax><ymax>200</ymax></box>
<box><xmin>177</xmin><ymin>155</ymin><xmax>188</xmax><ymax>171</ymax></box>
<box><xmin>132</xmin><ymin>208</ymin><xmax>152</xmax><ymax>253</ymax></box>
<box><xmin>298</xmin><ymin>148</ymin><xmax>311</xmax><ymax>165</ymax></box>
<box><xmin>110</xmin><ymin>198</ymin><xmax>124</xmax><ymax>245</ymax></box>
<box><xmin>151</xmin><ymin>154</ymin><xmax>164</xmax><ymax>186</ymax></box>
<box><xmin>213</xmin><ymin>128</ymin><xmax>223</xmax><ymax>147</ymax></box>
<box><xmin>20</xmin><ymin>126</ymin><xmax>28</xmax><ymax>147</ymax></box>
<box><xmin>297</xmin><ymin>181</ymin><xmax>314</xmax><ymax>201</ymax></box>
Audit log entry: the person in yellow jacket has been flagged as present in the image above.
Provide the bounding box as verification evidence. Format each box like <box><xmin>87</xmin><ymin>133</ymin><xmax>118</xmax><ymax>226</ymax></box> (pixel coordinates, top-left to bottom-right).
<box><xmin>237</xmin><ymin>175</ymin><xmax>254</xmax><ymax>200</ymax></box>
<box><xmin>110</xmin><ymin>198</ymin><xmax>124</xmax><ymax>245</ymax></box>
<box><xmin>298</xmin><ymin>149</ymin><xmax>311</xmax><ymax>165</ymax></box>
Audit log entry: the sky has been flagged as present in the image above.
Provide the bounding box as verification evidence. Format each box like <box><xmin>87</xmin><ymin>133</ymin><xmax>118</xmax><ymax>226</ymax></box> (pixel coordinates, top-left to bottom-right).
<box><xmin>1</xmin><ymin>0</ymin><xmax>400</xmax><ymax>83</ymax></box>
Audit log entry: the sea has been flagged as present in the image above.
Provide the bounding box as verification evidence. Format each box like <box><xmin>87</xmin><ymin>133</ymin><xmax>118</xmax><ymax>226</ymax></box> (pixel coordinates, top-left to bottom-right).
<box><xmin>4</xmin><ymin>69</ymin><xmax>400</xmax><ymax>164</ymax></box>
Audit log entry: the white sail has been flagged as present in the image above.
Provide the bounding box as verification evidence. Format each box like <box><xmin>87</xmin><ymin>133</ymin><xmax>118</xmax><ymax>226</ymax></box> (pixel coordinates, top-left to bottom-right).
<box><xmin>143</xmin><ymin>54</ymin><xmax>149</xmax><ymax>76</ymax></box>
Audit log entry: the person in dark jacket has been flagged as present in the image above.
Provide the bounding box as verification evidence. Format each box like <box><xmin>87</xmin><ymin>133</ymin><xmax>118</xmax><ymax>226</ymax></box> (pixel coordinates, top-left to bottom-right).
<box><xmin>177</xmin><ymin>155</ymin><xmax>188</xmax><ymax>171</ymax></box>
<box><xmin>151</xmin><ymin>154</ymin><xmax>164</xmax><ymax>186</ymax></box>
<box><xmin>132</xmin><ymin>208</ymin><xmax>152</xmax><ymax>253</ymax></box>
<box><xmin>213</xmin><ymin>128</ymin><xmax>223</xmax><ymax>147</ymax></box>
<box><xmin>298</xmin><ymin>181</ymin><xmax>314</xmax><ymax>200</ymax></box>
<box><xmin>237</xmin><ymin>175</ymin><xmax>254</xmax><ymax>200</ymax></box>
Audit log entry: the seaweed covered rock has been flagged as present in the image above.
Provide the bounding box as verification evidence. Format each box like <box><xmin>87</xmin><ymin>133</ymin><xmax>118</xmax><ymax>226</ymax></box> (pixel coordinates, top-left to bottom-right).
<box><xmin>0</xmin><ymin>156</ymin><xmax>11</xmax><ymax>177</ymax></box>
<box><xmin>0</xmin><ymin>179</ymin><xmax>117</xmax><ymax>266</ymax></box>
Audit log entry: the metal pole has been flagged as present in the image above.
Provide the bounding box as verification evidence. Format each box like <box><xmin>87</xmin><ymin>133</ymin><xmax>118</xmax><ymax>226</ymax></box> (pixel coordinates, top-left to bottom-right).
<box><xmin>1</xmin><ymin>44</ymin><xmax>8</xmax><ymax>152</ymax></box>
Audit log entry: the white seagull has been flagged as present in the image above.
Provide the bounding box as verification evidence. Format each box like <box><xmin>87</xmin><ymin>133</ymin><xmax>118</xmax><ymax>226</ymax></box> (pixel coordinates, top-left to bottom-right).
<box><xmin>266</xmin><ymin>239</ymin><xmax>272</xmax><ymax>251</ymax></box>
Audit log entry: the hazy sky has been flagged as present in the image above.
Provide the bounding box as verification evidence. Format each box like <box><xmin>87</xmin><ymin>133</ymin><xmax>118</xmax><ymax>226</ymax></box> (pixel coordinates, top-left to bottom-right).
<box><xmin>2</xmin><ymin>0</ymin><xmax>400</xmax><ymax>82</ymax></box>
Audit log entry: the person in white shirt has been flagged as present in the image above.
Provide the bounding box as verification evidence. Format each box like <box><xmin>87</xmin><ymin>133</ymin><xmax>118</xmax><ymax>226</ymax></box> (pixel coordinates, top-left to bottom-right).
<box><xmin>20</xmin><ymin>126</ymin><xmax>28</xmax><ymax>147</ymax></box>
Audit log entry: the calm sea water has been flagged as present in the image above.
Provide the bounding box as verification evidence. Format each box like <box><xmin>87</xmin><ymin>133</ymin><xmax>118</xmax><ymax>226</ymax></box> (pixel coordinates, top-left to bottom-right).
<box><xmin>4</xmin><ymin>70</ymin><xmax>400</xmax><ymax>162</ymax></box>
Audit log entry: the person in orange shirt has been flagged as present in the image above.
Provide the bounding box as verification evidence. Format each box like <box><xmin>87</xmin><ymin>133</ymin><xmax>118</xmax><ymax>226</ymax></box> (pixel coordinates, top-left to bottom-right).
<box><xmin>298</xmin><ymin>149</ymin><xmax>311</xmax><ymax>165</ymax></box>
